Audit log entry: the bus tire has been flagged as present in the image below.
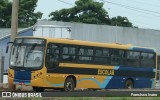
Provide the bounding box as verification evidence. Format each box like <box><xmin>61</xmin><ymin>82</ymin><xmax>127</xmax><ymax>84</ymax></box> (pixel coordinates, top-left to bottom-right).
<box><xmin>32</xmin><ymin>86</ymin><xmax>44</xmax><ymax>92</ymax></box>
<box><xmin>64</xmin><ymin>77</ymin><xmax>75</xmax><ymax>91</ymax></box>
<box><xmin>125</xmin><ymin>79</ymin><xmax>134</xmax><ymax>89</ymax></box>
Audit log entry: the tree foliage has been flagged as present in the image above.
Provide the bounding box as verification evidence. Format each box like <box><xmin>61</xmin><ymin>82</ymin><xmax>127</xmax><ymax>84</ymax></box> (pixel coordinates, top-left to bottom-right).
<box><xmin>0</xmin><ymin>0</ymin><xmax>12</xmax><ymax>28</ymax></box>
<box><xmin>49</xmin><ymin>0</ymin><xmax>110</xmax><ymax>25</ymax></box>
<box><xmin>18</xmin><ymin>0</ymin><xmax>42</xmax><ymax>28</ymax></box>
<box><xmin>0</xmin><ymin>0</ymin><xmax>42</xmax><ymax>28</ymax></box>
<box><xmin>49</xmin><ymin>0</ymin><xmax>133</xmax><ymax>27</ymax></box>
<box><xmin>111</xmin><ymin>16</ymin><xmax>132</xmax><ymax>27</ymax></box>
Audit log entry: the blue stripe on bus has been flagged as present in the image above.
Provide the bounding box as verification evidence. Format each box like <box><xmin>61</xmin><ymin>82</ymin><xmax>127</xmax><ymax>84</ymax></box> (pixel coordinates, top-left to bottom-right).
<box><xmin>106</xmin><ymin>76</ymin><xmax>153</xmax><ymax>89</ymax></box>
<box><xmin>114</xmin><ymin>66</ymin><xmax>120</xmax><ymax>70</ymax></box>
<box><xmin>105</xmin><ymin>76</ymin><xmax>125</xmax><ymax>88</ymax></box>
<box><xmin>14</xmin><ymin>81</ymin><xmax>30</xmax><ymax>85</ymax></box>
<box><xmin>129</xmin><ymin>47</ymin><xmax>155</xmax><ymax>52</ymax></box>
<box><xmin>44</xmin><ymin>76</ymin><xmax>154</xmax><ymax>89</ymax></box>
<box><xmin>44</xmin><ymin>76</ymin><xmax>113</xmax><ymax>88</ymax></box>
<box><xmin>118</xmin><ymin>66</ymin><xmax>155</xmax><ymax>72</ymax></box>
<box><xmin>77</xmin><ymin>76</ymin><xmax>152</xmax><ymax>89</ymax></box>
<box><xmin>77</xmin><ymin>76</ymin><xmax>113</xmax><ymax>88</ymax></box>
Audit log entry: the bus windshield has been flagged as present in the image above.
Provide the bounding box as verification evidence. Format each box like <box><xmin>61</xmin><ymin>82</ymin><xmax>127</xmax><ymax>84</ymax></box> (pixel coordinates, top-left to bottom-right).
<box><xmin>10</xmin><ymin>38</ymin><xmax>46</xmax><ymax>69</ymax></box>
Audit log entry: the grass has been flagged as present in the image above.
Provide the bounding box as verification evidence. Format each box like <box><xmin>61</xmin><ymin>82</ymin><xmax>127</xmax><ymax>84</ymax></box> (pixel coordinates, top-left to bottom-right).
<box><xmin>1</xmin><ymin>97</ymin><xmax>160</xmax><ymax>100</ymax></box>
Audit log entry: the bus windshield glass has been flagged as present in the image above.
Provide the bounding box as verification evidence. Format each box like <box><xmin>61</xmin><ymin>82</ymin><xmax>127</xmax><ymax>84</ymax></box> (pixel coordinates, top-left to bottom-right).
<box><xmin>10</xmin><ymin>38</ymin><xmax>46</xmax><ymax>69</ymax></box>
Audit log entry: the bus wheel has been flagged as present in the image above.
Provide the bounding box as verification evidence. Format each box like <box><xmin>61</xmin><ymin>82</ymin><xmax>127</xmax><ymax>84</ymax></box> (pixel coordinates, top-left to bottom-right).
<box><xmin>32</xmin><ymin>86</ymin><xmax>44</xmax><ymax>92</ymax></box>
<box><xmin>64</xmin><ymin>77</ymin><xmax>75</xmax><ymax>91</ymax></box>
<box><xmin>125</xmin><ymin>79</ymin><xmax>134</xmax><ymax>89</ymax></box>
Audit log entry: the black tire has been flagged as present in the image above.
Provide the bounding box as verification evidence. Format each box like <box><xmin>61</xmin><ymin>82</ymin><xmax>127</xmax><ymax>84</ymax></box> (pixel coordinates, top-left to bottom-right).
<box><xmin>32</xmin><ymin>86</ymin><xmax>45</xmax><ymax>92</ymax></box>
<box><xmin>64</xmin><ymin>77</ymin><xmax>75</xmax><ymax>91</ymax></box>
<box><xmin>125</xmin><ymin>79</ymin><xmax>134</xmax><ymax>89</ymax></box>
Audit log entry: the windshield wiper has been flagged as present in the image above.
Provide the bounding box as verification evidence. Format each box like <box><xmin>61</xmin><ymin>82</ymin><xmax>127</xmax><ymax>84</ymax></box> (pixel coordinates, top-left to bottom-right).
<box><xmin>15</xmin><ymin>43</ymin><xmax>22</xmax><ymax>65</ymax></box>
<box><xmin>25</xmin><ymin>43</ymin><xmax>37</xmax><ymax>63</ymax></box>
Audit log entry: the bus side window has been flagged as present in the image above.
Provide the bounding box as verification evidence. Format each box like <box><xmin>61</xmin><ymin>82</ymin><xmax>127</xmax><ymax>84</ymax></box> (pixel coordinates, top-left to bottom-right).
<box><xmin>111</xmin><ymin>49</ymin><xmax>125</xmax><ymax>66</ymax></box>
<box><xmin>127</xmin><ymin>51</ymin><xmax>140</xmax><ymax>67</ymax></box>
<box><xmin>94</xmin><ymin>48</ymin><xmax>110</xmax><ymax>65</ymax></box>
<box><xmin>61</xmin><ymin>46</ymin><xmax>76</xmax><ymax>62</ymax></box>
<box><xmin>46</xmin><ymin>44</ymin><xmax>60</xmax><ymax>69</ymax></box>
<box><xmin>141</xmin><ymin>52</ymin><xmax>155</xmax><ymax>68</ymax></box>
<box><xmin>78</xmin><ymin>47</ymin><xmax>94</xmax><ymax>63</ymax></box>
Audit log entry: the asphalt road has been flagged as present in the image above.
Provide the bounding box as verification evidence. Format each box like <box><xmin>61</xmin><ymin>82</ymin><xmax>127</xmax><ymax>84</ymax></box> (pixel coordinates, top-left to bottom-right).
<box><xmin>1</xmin><ymin>84</ymin><xmax>160</xmax><ymax>97</ymax></box>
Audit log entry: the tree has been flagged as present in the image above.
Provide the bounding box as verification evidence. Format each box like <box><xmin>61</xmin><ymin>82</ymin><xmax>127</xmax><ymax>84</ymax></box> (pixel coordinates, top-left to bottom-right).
<box><xmin>18</xmin><ymin>0</ymin><xmax>43</xmax><ymax>28</ymax></box>
<box><xmin>49</xmin><ymin>0</ymin><xmax>111</xmax><ymax>25</ymax></box>
<box><xmin>0</xmin><ymin>0</ymin><xmax>43</xmax><ymax>28</ymax></box>
<box><xmin>49</xmin><ymin>0</ymin><xmax>133</xmax><ymax>27</ymax></box>
<box><xmin>111</xmin><ymin>16</ymin><xmax>132</xmax><ymax>27</ymax></box>
<box><xmin>0</xmin><ymin>0</ymin><xmax>12</xmax><ymax>28</ymax></box>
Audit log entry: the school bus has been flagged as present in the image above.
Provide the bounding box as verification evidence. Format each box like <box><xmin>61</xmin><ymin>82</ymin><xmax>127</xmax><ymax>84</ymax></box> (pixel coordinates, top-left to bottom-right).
<box><xmin>7</xmin><ymin>37</ymin><xmax>157</xmax><ymax>92</ymax></box>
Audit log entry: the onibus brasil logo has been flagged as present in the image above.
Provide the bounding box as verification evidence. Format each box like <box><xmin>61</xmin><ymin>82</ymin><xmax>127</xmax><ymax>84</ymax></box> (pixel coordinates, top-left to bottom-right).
<box><xmin>2</xmin><ymin>92</ymin><xmax>42</xmax><ymax>98</ymax></box>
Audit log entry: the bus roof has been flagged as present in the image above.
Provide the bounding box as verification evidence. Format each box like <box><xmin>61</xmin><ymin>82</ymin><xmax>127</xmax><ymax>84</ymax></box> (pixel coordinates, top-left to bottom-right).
<box><xmin>16</xmin><ymin>36</ymin><xmax>156</xmax><ymax>53</ymax></box>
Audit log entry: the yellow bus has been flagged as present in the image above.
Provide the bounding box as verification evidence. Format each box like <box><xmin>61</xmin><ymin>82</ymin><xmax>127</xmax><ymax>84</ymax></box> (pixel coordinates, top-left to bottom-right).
<box><xmin>7</xmin><ymin>37</ymin><xmax>157</xmax><ymax>92</ymax></box>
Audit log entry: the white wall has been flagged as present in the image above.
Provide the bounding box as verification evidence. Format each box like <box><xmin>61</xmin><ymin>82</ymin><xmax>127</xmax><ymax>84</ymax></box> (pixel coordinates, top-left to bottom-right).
<box><xmin>33</xmin><ymin>25</ymin><xmax>71</xmax><ymax>38</ymax></box>
<box><xmin>36</xmin><ymin>21</ymin><xmax>160</xmax><ymax>54</ymax></box>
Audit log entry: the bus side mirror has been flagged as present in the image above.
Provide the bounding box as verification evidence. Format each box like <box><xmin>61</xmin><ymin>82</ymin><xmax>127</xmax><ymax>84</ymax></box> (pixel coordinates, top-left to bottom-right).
<box><xmin>6</xmin><ymin>45</ymin><xmax>9</xmax><ymax>53</ymax></box>
<box><xmin>6</xmin><ymin>42</ymin><xmax>13</xmax><ymax>53</ymax></box>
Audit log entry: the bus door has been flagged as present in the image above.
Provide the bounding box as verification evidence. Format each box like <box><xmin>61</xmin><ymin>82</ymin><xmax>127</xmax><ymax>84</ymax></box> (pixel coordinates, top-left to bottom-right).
<box><xmin>45</xmin><ymin>43</ymin><xmax>62</xmax><ymax>86</ymax></box>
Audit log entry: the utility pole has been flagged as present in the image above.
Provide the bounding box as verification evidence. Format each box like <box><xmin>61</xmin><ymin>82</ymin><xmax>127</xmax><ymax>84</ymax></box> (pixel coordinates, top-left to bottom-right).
<box><xmin>11</xmin><ymin>0</ymin><xmax>19</xmax><ymax>42</ymax></box>
<box><xmin>9</xmin><ymin>0</ymin><xmax>19</xmax><ymax>90</ymax></box>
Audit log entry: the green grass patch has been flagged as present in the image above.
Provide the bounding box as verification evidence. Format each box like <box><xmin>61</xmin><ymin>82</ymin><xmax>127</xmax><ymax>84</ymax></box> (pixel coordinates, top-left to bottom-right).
<box><xmin>0</xmin><ymin>97</ymin><xmax>160</xmax><ymax>100</ymax></box>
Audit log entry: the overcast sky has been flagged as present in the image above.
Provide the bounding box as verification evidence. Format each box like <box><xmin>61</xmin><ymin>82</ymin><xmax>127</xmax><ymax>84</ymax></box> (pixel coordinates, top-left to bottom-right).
<box><xmin>35</xmin><ymin>0</ymin><xmax>160</xmax><ymax>30</ymax></box>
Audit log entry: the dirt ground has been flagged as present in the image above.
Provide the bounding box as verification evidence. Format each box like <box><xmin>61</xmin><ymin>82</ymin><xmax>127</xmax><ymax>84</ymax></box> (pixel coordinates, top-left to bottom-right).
<box><xmin>0</xmin><ymin>83</ymin><xmax>33</xmax><ymax>91</ymax></box>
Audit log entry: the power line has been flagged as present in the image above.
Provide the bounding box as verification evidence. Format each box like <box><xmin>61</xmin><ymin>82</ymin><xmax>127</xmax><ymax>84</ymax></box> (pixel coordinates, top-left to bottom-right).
<box><xmin>131</xmin><ymin>20</ymin><xmax>160</xmax><ymax>30</ymax></box>
<box><xmin>57</xmin><ymin>0</ymin><xmax>74</xmax><ymax>6</ymax></box>
<box><xmin>109</xmin><ymin>7</ymin><xmax>160</xmax><ymax>29</ymax></box>
<box><xmin>100</xmin><ymin>0</ymin><xmax>160</xmax><ymax>15</ymax></box>
<box><xmin>99</xmin><ymin>0</ymin><xmax>160</xmax><ymax>29</ymax></box>
<box><xmin>124</xmin><ymin>0</ymin><xmax>160</xmax><ymax>8</ymax></box>
<box><xmin>117</xmin><ymin>5</ymin><xmax>160</xmax><ymax>18</ymax></box>
<box><xmin>106</xmin><ymin>3</ymin><xmax>160</xmax><ymax>18</ymax></box>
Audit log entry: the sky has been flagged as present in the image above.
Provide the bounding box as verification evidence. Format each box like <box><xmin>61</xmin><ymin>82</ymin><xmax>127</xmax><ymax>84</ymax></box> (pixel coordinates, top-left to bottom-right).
<box><xmin>35</xmin><ymin>0</ymin><xmax>160</xmax><ymax>30</ymax></box>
